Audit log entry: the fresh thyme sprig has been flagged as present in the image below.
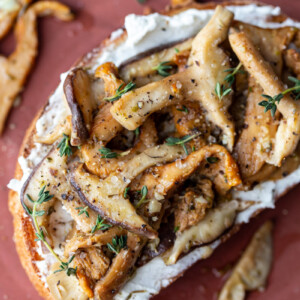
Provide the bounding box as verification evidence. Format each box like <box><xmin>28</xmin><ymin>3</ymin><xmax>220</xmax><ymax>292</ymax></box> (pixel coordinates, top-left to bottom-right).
<box><xmin>177</xmin><ymin>105</ymin><xmax>189</xmax><ymax>113</ymax></box>
<box><xmin>107</xmin><ymin>235</ymin><xmax>127</xmax><ymax>255</ymax></box>
<box><xmin>166</xmin><ymin>134</ymin><xmax>198</xmax><ymax>155</ymax></box>
<box><xmin>152</xmin><ymin>61</ymin><xmax>173</xmax><ymax>77</ymax></box>
<box><xmin>54</xmin><ymin>255</ymin><xmax>77</xmax><ymax>276</ymax></box>
<box><xmin>104</xmin><ymin>81</ymin><xmax>136</xmax><ymax>102</ymax></box>
<box><xmin>258</xmin><ymin>94</ymin><xmax>283</xmax><ymax>117</ymax></box>
<box><xmin>75</xmin><ymin>206</ymin><xmax>89</xmax><ymax>218</ymax></box>
<box><xmin>99</xmin><ymin>146</ymin><xmax>119</xmax><ymax>159</ymax></box>
<box><xmin>224</xmin><ymin>62</ymin><xmax>244</xmax><ymax>86</ymax></box>
<box><xmin>57</xmin><ymin>133</ymin><xmax>72</xmax><ymax>157</ymax></box>
<box><xmin>259</xmin><ymin>76</ymin><xmax>300</xmax><ymax>117</ymax></box>
<box><xmin>135</xmin><ymin>185</ymin><xmax>148</xmax><ymax>208</ymax></box>
<box><xmin>215</xmin><ymin>62</ymin><xmax>244</xmax><ymax>101</ymax></box>
<box><xmin>91</xmin><ymin>215</ymin><xmax>112</xmax><ymax>234</ymax></box>
<box><xmin>215</xmin><ymin>83</ymin><xmax>232</xmax><ymax>101</ymax></box>
<box><xmin>26</xmin><ymin>186</ymin><xmax>76</xmax><ymax>276</ymax></box>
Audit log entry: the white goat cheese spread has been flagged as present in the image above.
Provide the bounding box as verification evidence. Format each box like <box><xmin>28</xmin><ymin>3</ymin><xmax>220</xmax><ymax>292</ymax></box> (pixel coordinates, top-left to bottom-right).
<box><xmin>7</xmin><ymin>4</ymin><xmax>300</xmax><ymax>299</ymax></box>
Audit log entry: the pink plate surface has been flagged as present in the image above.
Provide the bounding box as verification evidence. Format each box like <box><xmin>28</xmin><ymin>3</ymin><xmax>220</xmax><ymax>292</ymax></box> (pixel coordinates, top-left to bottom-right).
<box><xmin>0</xmin><ymin>1</ymin><xmax>299</xmax><ymax>299</ymax></box>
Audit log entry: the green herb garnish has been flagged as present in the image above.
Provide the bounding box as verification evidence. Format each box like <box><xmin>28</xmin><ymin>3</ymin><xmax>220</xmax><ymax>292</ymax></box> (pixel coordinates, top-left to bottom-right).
<box><xmin>107</xmin><ymin>235</ymin><xmax>127</xmax><ymax>255</ymax></box>
<box><xmin>215</xmin><ymin>82</ymin><xmax>232</xmax><ymax>101</ymax></box>
<box><xmin>259</xmin><ymin>76</ymin><xmax>300</xmax><ymax>117</ymax></box>
<box><xmin>136</xmin><ymin>185</ymin><xmax>148</xmax><ymax>208</ymax></box>
<box><xmin>54</xmin><ymin>255</ymin><xmax>77</xmax><ymax>276</ymax></box>
<box><xmin>57</xmin><ymin>133</ymin><xmax>72</xmax><ymax>157</ymax></box>
<box><xmin>215</xmin><ymin>62</ymin><xmax>244</xmax><ymax>101</ymax></box>
<box><xmin>75</xmin><ymin>206</ymin><xmax>89</xmax><ymax>218</ymax></box>
<box><xmin>26</xmin><ymin>186</ymin><xmax>76</xmax><ymax>276</ymax></box>
<box><xmin>124</xmin><ymin>187</ymin><xmax>130</xmax><ymax>199</ymax></box>
<box><xmin>99</xmin><ymin>146</ymin><xmax>119</xmax><ymax>159</ymax></box>
<box><xmin>177</xmin><ymin>105</ymin><xmax>189</xmax><ymax>113</ymax></box>
<box><xmin>174</xmin><ymin>226</ymin><xmax>179</xmax><ymax>233</ymax></box>
<box><xmin>135</xmin><ymin>127</ymin><xmax>140</xmax><ymax>138</ymax></box>
<box><xmin>104</xmin><ymin>81</ymin><xmax>136</xmax><ymax>102</ymax></box>
<box><xmin>174</xmin><ymin>48</ymin><xmax>180</xmax><ymax>53</ymax></box>
<box><xmin>152</xmin><ymin>61</ymin><xmax>173</xmax><ymax>77</ymax></box>
<box><xmin>206</xmin><ymin>156</ymin><xmax>220</xmax><ymax>164</ymax></box>
<box><xmin>166</xmin><ymin>134</ymin><xmax>197</xmax><ymax>155</ymax></box>
<box><xmin>91</xmin><ymin>215</ymin><xmax>112</xmax><ymax>234</ymax></box>
<box><xmin>224</xmin><ymin>62</ymin><xmax>244</xmax><ymax>86</ymax></box>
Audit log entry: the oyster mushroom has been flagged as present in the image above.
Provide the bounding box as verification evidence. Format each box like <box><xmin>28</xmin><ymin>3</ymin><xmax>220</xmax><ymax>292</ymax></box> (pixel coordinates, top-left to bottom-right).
<box><xmin>0</xmin><ymin>0</ymin><xmax>32</xmax><ymax>39</ymax></box>
<box><xmin>46</xmin><ymin>262</ymin><xmax>89</xmax><ymax>300</ymax></box>
<box><xmin>64</xmin><ymin>68</ymin><xmax>98</xmax><ymax>146</ymax></box>
<box><xmin>94</xmin><ymin>233</ymin><xmax>144</xmax><ymax>300</ymax></box>
<box><xmin>229</xmin><ymin>31</ymin><xmax>300</xmax><ymax>166</ymax></box>
<box><xmin>218</xmin><ymin>221</ymin><xmax>273</xmax><ymax>300</ymax></box>
<box><xmin>69</xmin><ymin>144</ymin><xmax>185</xmax><ymax>239</ymax></box>
<box><xmin>110</xmin><ymin>6</ymin><xmax>235</xmax><ymax>151</ymax></box>
<box><xmin>0</xmin><ymin>1</ymin><xmax>73</xmax><ymax>135</ymax></box>
<box><xmin>165</xmin><ymin>200</ymin><xmax>238</xmax><ymax>265</ymax></box>
<box><xmin>21</xmin><ymin>147</ymin><xmax>99</xmax><ymax>233</ymax></box>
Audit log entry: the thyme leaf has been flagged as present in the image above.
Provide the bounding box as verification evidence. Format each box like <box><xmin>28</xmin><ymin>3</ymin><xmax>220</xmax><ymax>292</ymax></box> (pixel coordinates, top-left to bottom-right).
<box><xmin>54</xmin><ymin>255</ymin><xmax>77</xmax><ymax>276</ymax></box>
<box><xmin>75</xmin><ymin>206</ymin><xmax>89</xmax><ymax>218</ymax></box>
<box><xmin>215</xmin><ymin>62</ymin><xmax>244</xmax><ymax>101</ymax></box>
<box><xmin>176</xmin><ymin>105</ymin><xmax>189</xmax><ymax>113</ymax></box>
<box><xmin>258</xmin><ymin>94</ymin><xmax>283</xmax><ymax>117</ymax></box>
<box><xmin>99</xmin><ymin>146</ymin><xmax>119</xmax><ymax>159</ymax></box>
<box><xmin>152</xmin><ymin>61</ymin><xmax>173</xmax><ymax>77</ymax></box>
<box><xmin>124</xmin><ymin>187</ymin><xmax>130</xmax><ymax>199</ymax></box>
<box><xmin>104</xmin><ymin>81</ymin><xmax>136</xmax><ymax>102</ymax></box>
<box><xmin>136</xmin><ymin>185</ymin><xmax>148</xmax><ymax>208</ymax></box>
<box><xmin>57</xmin><ymin>133</ymin><xmax>72</xmax><ymax>157</ymax></box>
<box><xmin>259</xmin><ymin>76</ymin><xmax>300</xmax><ymax>117</ymax></box>
<box><xmin>27</xmin><ymin>186</ymin><xmax>76</xmax><ymax>276</ymax></box>
<box><xmin>91</xmin><ymin>215</ymin><xmax>112</xmax><ymax>234</ymax></box>
<box><xmin>107</xmin><ymin>235</ymin><xmax>127</xmax><ymax>255</ymax></box>
<box><xmin>165</xmin><ymin>134</ymin><xmax>197</xmax><ymax>155</ymax></box>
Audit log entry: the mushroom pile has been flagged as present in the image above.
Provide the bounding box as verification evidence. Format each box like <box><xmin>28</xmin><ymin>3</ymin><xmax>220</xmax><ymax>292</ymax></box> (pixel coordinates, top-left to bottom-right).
<box><xmin>21</xmin><ymin>6</ymin><xmax>300</xmax><ymax>300</ymax></box>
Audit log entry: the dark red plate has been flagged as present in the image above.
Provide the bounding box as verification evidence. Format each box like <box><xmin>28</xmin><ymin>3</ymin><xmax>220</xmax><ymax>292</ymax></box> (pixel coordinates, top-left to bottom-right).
<box><xmin>0</xmin><ymin>1</ymin><xmax>299</xmax><ymax>299</ymax></box>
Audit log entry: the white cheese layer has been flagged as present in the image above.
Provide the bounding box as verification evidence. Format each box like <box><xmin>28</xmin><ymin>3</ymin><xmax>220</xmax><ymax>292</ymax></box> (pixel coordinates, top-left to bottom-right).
<box><xmin>7</xmin><ymin>4</ymin><xmax>300</xmax><ymax>299</ymax></box>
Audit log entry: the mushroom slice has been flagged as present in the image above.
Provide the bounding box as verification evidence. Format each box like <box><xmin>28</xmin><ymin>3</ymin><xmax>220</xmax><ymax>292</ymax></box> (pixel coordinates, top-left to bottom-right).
<box><xmin>69</xmin><ymin>144</ymin><xmax>185</xmax><ymax>239</ymax></box>
<box><xmin>119</xmin><ymin>38</ymin><xmax>193</xmax><ymax>86</ymax></box>
<box><xmin>47</xmin><ymin>262</ymin><xmax>89</xmax><ymax>300</ymax></box>
<box><xmin>232</xmin><ymin>22</ymin><xmax>296</xmax><ymax>75</ymax></box>
<box><xmin>229</xmin><ymin>31</ymin><xmax>300</xmax><ymax>166</ymax></box>
<box><xmin>0</xmin><ymin>1</ymin><xmax>73</xmax><ymax>135</ymax></box>
<box><xmin>111</xmin><ymin>6</ymin><xmax>235</xmax><ymax>150</ymax></box>
<box><xmin>94</xmin><ymin>233</ymin><xmax>144</xmax><ymax>300</ymax></box>
<box><xmin>235</xmin><ymin>78</ymin><xmax>278</xmax><ymax>179</ymax></box>
<box><xmin>21</xmin><ymin>147</ymin><xmax>98</xmax><ymax>233</ymax></box>
<box><xmin>64</xmin><ymin>68</ymin><xmax>98</xmax><ymax>146</ymax></box>
<box><xmin>134</xmin><ymin>144</ymin><xmax>241</xmax><ymax>199</ymax></box>
<box><xmin>0</xmin><ymin>0</ymin><xmax>32</xmax><ymax>39</ymax></box>
<box><xmin>82</xmin><ymin>117</ymin><xmax>157</xmax><ymax>178</ymax></box>
<box><xmin>284</xmin><ymin>49</ymin><xmax>300</xmax><ymax>78</ymax></box>
<box><xmin>90</xmin><ymin>62</ymin><xmax>125</xmax><ymax>144</ymax></box>
<box><xmin>174</xmin><ymin>179</ymin><xmax>214</xmax><ymax>233</ymax></box>
<box><xmin>75</xmin><ymin>247</ymin><xmax>110</xmax><ymax>298</ymax></box>
<box><xmin>64</xmin><ymin>227</ymin><xmax>126</xmax><ymax>256</ymax></box>
<box><xmin>165</xmin><ymin>200</ymin><xmax>238</xmax><ymax>265</ymax></box>
<box><xmin>218</xmin><ymin>221</ymin><xmax>273</xmax><ymax>300</ymax></box>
